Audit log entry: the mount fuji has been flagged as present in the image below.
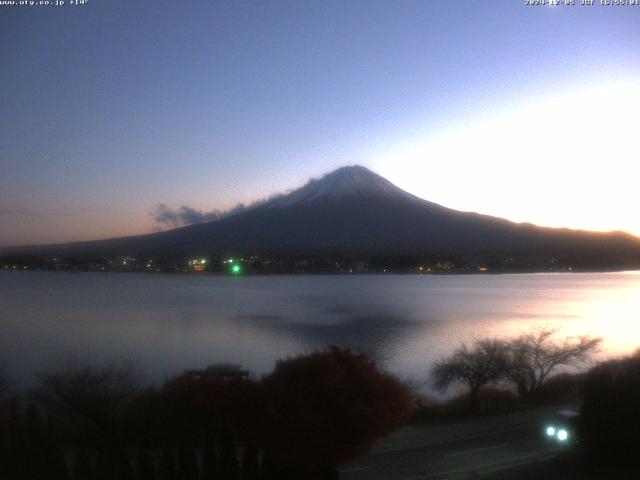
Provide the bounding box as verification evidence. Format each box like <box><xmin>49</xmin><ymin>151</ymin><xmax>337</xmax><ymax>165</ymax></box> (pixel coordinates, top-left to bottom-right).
<box><xmin>4</xmin><ymin>165</ymin><xmax>640</xmax><ymax>269</ymax></box>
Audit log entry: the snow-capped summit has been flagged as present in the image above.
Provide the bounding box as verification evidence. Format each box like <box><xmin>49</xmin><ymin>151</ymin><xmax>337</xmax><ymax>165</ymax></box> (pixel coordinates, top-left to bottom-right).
<box><xmin>268</xmin><ymin>165</ymin><xmax>419</xmax><ymax>207</ymax></box>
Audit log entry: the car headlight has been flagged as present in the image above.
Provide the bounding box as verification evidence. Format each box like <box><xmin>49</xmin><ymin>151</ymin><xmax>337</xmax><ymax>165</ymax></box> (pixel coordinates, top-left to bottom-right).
<box><xmin>545</xmin><ymin>425</ymin><xmax>556</xmax><ymax>437</ymax></box>
<box><xmin>557</xmin><ymin>429</ymin><xmax>569</xmax><ymax>442</ymax></box>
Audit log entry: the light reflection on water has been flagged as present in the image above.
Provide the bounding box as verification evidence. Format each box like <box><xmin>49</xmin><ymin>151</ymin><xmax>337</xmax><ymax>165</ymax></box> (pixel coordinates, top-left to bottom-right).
<box><xmin>1</xmin><ymin>271</ymin><xmax>638</xmax><ymax>392</ymax></box>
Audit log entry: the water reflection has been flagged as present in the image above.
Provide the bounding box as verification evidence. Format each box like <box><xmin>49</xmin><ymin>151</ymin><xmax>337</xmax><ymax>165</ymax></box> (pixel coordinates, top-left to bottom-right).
<box><xmin>235</xmin><ymin>302</ymin><xmax>421</xmax><ymax>365</ymax></box>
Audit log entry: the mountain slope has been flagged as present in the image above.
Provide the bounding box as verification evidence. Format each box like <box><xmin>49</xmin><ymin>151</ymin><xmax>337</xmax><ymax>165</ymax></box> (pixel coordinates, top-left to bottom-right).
<box><xmin>4</xmin><ymin>166</ymin><xmax>640</xmax><ymax>268</ymax></box>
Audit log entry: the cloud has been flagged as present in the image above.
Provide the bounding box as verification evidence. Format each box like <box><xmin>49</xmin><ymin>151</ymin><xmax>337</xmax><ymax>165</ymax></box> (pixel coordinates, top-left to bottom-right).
<box><xmin>151</xmin><ymin>204</ymin><xmax>226</xmax><ymax>228</ymax></box>
<box><xmin>150</xmin><ymin>197</ymin><xmax>279</xmax><ymax>229</ymax></box>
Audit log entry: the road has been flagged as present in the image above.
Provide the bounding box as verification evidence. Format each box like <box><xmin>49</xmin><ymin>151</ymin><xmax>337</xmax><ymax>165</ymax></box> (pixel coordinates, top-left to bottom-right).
<box><xmin>339</xmin><ymin>405</ymin><xmax>571</xmax><ymax>480</ymax></box>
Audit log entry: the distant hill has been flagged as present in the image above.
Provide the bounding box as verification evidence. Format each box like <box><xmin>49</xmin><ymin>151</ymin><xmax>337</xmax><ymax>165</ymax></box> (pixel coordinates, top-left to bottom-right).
<box><xmin>3</xmin><ymin>165</ymin><xmax>640</xmax><ymax>269</ymax></box>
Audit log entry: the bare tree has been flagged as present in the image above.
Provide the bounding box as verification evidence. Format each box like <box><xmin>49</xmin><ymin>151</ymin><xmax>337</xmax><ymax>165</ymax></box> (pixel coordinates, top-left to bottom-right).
<box><xmin>431</xmin><ymin>339</ymin><xmax>509</xmax><ymax>409</ymax></box>
<box><xmin>33</xmin><ymin>362</ymin><xmax>139</xmax><ymax>447</ymax></box>
<box><xmin>506</xmin><ymin>326</ymin><xmax>601</xmax><ymax>397</ymax></box>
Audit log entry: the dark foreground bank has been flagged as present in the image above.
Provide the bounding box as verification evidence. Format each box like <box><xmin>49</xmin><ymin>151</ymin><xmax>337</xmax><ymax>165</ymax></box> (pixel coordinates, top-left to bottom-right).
<box><xmin>1</xmin><ymin>347</ymin><xmax>639</xmax><ymax>479</ymax></box>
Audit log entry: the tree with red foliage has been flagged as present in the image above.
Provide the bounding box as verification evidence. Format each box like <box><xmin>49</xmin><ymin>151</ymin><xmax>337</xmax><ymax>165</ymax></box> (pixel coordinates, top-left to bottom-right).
<box><xmin>260</xmin><ymin>346</ymin><xmax>412</xmax><ymax>477</ymax></box>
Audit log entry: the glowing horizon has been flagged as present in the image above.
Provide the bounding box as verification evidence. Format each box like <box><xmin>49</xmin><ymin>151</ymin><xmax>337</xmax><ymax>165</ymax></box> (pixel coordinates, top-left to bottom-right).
<box><xmin>374</xmin><ymin>77</ymin><xmax>640</xmax><ymax>238</ymax></box>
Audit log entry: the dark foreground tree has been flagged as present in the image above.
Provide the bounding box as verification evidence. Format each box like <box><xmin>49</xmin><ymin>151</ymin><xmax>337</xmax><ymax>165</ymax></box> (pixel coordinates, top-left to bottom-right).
<box><xmin>218</xmin><ymin>427</ymin><xmax>239</xmax><ymax>479</ymax></box>
<box><xmin>161</xmin><ymin>366</ymin><xmax>259</xmax><ymax>446</ymax></box>
<box><xmin>116</xmin><ymin>450</ymin><xmax>134</xmax><ymax>480</ymax></box>
<box><xmin>73</xmin><ymin>447</ymin><xmax>94</xmax><ymax>480</ymax></box>
<box><xmin>581</xmin><ymin>352</ymin><xmax>640</xmax><ymax>466</ymax></box>
<box><xmin>432</xmin><ymin>339</ymin><xmax>509</xmax><ymax>410</ymax></box>
<box><xmin>158</xmin><ymin>447</ymin><xmax>177</xmax><ymax>480</ymax></box>
<box><xmin>0</xmin><ymin>367</ymin><xmax>9</xmax><ymax>399</ymax></box>
<box><xmin>178</xmin><ymin>445</ymin><xmax>198</xmax><ymax>480</ymax></box>
<box><xmin>33</xmin><ymin>363</ymin><xmax>139</xmax><ymax>451</ymax></box>
<box><xmin>136</xmin><ymin>448</ymin><xmax>156</xmax><ymax>480</ymax></box>
<box><xmin>241</xmin><ymin>441</ymin><xmax>259</xmax><ymax>480</ymax></box>
<box><xmin>261</xmin><ymin>346</ymin><xmax>412</xmax><ymax>478</ymax></box>
<box><xmin>506</xmin><ymin>326</ymin><xmax>601</xmax><ymax>397</ymax></box>
<box><xmin>202</xmin><ymin>438</ymin><xmax>219</xmax><ymax>479</ymax></box>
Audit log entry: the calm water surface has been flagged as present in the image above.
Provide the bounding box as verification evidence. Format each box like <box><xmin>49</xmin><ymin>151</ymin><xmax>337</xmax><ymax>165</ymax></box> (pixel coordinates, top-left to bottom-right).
<box><xmin>1</xmin><ymin>271</ymin><xmax>639</xmax><ymax>391</ymax></box>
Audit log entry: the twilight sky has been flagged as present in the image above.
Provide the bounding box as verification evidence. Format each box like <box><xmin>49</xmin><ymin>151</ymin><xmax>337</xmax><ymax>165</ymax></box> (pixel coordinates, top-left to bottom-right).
<box><xmin>1</xmin><ymin>1</ymin><xmax>639</xmax><ymax>246</ymax></box>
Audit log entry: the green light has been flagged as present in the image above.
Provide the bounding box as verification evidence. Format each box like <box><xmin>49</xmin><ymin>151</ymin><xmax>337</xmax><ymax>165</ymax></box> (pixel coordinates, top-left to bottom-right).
<box><xmin>231</xmin><ymin>264</ymin><xmax>241</xmax><ymax>274</ymax></box>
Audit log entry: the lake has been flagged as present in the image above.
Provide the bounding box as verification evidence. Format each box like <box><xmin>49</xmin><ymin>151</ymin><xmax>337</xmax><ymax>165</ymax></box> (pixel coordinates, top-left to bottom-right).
<box><xmin>1</xmin><ymin>271</ymin><xmax>639</xmax><ymax>393</ymax></box>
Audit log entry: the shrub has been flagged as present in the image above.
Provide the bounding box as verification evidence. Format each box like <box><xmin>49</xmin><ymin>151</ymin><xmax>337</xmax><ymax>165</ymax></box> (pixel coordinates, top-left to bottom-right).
<box><xmin>261</xmin><ymin>346</ymin><xmax>412</xmax><ymax>475</ymax></box>
<box><xmin>581</xmin><ymin>352</ymin><xmax>640</xmax><ymax>466</ymax></box>
<box><xmin>526</xmin><ymin>372</ymin><xmax>585</xmax><ymax>405</ymax></box>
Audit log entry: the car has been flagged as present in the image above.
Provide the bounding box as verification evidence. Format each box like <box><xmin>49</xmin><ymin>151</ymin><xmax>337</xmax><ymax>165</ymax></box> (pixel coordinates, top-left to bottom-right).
<box><xmin>544</xmin><ymin>409</ymin><xmax>581</xmax><ymax>445</ymax></box>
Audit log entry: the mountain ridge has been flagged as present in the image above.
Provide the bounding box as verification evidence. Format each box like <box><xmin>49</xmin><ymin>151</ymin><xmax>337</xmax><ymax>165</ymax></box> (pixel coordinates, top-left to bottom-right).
<box><xmin>2</xmin><ymin>165</ymin><xmax>640</xmax><ymax>271</ymax></box>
